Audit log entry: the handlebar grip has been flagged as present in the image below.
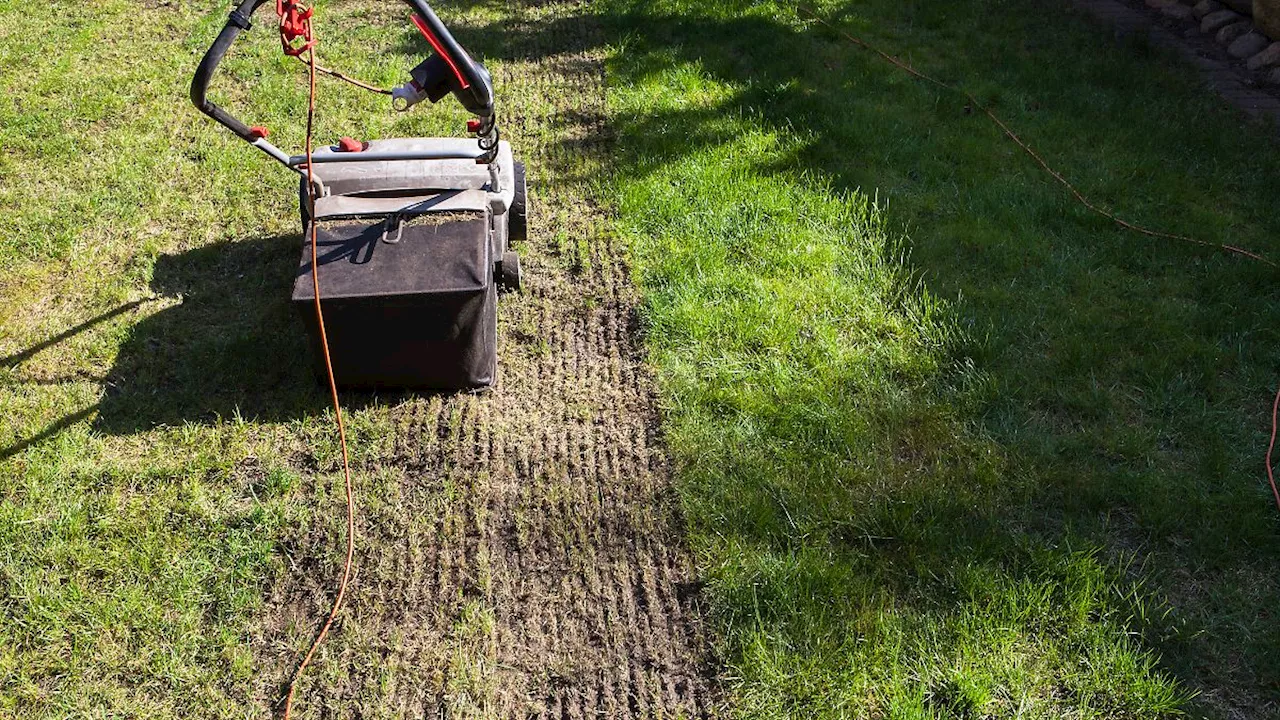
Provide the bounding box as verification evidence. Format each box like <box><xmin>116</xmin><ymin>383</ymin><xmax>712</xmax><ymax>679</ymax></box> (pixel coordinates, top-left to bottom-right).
<box><xmin>191</xmin><ymin>0</ymin><xmax>497</xmax><ymax>147</ymax></box>
<box><xmin>401</xmin><ymin>0</ymin><xmax>494</xmax><ymax>119</ymax></box>
<box><xmin>190</xmin><ymin>0</ymin><xmax>272</xmax><ymax>141</ymax></box>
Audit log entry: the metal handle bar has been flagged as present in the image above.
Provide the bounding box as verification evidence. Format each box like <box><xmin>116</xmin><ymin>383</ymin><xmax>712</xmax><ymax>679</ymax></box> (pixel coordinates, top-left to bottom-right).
<box><xmin>287</xmin><ymin>149</ymin><xmax>482</xmax><ymax>166</ymax></box>
<box><xmin>190</xmin><ymin>0</ymin><xmax>495</xmax><ymax>167</ymax></box>
<box><xmin>190</xmin><ymin>0</ymin><xmax>272</xmax><ymax>143</ymax></box>
<box><xmin>404</xmin><ymin>0</ymin><xmax>493</xmax><ymax>118</ymax></box>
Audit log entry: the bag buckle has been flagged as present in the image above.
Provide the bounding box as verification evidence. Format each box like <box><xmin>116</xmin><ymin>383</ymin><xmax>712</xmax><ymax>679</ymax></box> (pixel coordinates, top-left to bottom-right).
<box><xmin>381</xmin><ymin>214</ymin><xmax>405</xmax><ymax>244</ymax></box>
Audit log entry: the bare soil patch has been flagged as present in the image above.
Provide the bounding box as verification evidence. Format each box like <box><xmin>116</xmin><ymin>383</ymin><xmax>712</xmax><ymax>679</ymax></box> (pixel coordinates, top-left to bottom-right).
<box><xmin>250</xmin><ymin>2</ymin><xmax>717</xmax><ymax>717</ymax></box>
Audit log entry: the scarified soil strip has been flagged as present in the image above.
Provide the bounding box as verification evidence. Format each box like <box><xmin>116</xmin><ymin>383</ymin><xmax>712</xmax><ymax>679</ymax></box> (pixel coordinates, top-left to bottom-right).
<box><xmin>252</xmin><ymin>1</ymin><xmax>716</xmax><ymax>717</ymax></box>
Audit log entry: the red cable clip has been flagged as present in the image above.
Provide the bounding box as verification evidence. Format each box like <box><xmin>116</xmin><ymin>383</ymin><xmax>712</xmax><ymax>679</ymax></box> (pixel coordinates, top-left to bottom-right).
<box><xmin>276</xmin><ymin>0</ymin><xmax>315</xmax><ymax>57</ymax></box>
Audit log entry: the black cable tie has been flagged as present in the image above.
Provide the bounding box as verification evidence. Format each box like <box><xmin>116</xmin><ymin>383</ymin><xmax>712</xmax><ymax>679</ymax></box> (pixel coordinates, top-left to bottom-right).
<box><xmin>228</xmin><ymin>9</ymin><xmax>253</xmax><ymax>30</ymax></box>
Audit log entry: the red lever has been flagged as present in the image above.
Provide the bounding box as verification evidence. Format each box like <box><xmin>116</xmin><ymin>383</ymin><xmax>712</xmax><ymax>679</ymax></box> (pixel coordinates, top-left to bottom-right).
<box><xmin>466</xmin><ymin>119</ymin><xmax>482</xmax><ymax>133</ymax></box>
<box><xmin>276</xmin><ymin>0</ymin><xmax>315</xmax><ymax>57</ymax></box>
<box><xmin>248</xmin><ymin>126</ymin><xmax>270</xmax><ymax>140</ymax></box>
<box><xmin>336</xmin><ymin>137</ymin><xmax>365</xmax><ymax>153</ymax></box>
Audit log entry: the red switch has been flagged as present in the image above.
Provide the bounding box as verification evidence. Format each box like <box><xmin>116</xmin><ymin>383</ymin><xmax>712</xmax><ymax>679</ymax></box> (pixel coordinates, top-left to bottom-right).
<box><xmin>466</xmin><ymin>119</ymin><xmax>482</xmax><ymax>133</ymax></box>
<box><xmin>337</xmin><ymin>136</ymin><xmax>366</xmax><ymax>153</ymax></box>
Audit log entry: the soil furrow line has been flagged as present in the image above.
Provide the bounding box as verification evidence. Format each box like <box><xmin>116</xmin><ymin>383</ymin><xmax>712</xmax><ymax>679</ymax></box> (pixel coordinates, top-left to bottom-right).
<box><xmin>255</xmin><ymin>1</ymin><xmax>715</xmax><ymax>716</ymax></box>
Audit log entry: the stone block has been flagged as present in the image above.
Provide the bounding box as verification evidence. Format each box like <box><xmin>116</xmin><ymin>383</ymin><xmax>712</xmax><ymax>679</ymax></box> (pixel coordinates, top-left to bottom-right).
<box><xmin>1229</xmin><ymin>30</ymin><xmax>1271</xmax><ymax>56</ymax></box>
<box><xmin>1194</xmin><ymin>0</ymin><xmax>1223</xmax><ymax>17</ymax></box>
<box><xmin>1246</xmin><ymin>40</ymin><xmax>1280</xmax><ymax>67</ymax></box>
<box><xmin>1203</xmin><ymin>8</ymin><xmax>1244</xmax><ymax>31</ymax></box>
<box><xmin>1217</xmin><ymin>19</ymin><xmax>1253</xmax><ymax>41</ymax></box>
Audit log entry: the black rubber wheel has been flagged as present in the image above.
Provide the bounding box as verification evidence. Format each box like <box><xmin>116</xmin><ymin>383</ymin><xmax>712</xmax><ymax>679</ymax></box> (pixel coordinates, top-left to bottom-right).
<box><xmin>298</xmin><ymin>176</ymin><xmax>313</xmax><ymax>232</ymax></box>
<box><xmin>498</xmin><ymin>250</ymin><xmax>522</xmax><ymax>293</ymax></box>
<box><xmin>508</xmin><ymin>160</ymin><xmax>527</xmax><ymax>247</ymax></box>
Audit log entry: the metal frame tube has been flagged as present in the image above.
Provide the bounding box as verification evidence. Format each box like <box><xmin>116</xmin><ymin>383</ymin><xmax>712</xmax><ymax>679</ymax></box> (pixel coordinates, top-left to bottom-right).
<box><xmin>191</xmin><ymin>0</ymin><xmax>496</xmax><ymax>171</ymax></box>
<box><xmin>288</xmin><ymin>149</ymin><xmax>483</xmax><ymax>166</ymax></box>
<box><xmin>190</xmin><ymin>0</ymin><xmax>273</xmax><ymax>142</ymax></box>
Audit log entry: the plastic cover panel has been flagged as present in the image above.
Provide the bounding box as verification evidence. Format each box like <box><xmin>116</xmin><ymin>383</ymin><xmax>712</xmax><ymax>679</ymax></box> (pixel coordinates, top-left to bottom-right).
<box><xmin>293</xmin><ymin>211</ymin><xmax>488</xmax><ymax>300</ymax></box>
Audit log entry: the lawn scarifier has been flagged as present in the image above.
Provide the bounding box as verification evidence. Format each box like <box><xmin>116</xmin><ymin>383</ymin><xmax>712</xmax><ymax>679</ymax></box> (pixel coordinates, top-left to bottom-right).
<box><xmin>191</xmin><ymin>0</ymin><xmax>529</xmax><ymax>715</ymax></box>
<box><xmin>1</xmin><ymin>0</ymin><xmax>716</xmax><ymax>715</ymax></box>
<box><xmin>193</xmin><ymin>0</ymin><xmax>527</xmax><ymax>392</ymax></box>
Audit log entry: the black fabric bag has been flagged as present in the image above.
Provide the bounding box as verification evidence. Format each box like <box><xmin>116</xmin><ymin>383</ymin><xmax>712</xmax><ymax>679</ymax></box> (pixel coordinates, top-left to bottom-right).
<box><xmin>292</xmin><ymin>208</ymin><xmax>496</xmax><ymax>390</ymax></box>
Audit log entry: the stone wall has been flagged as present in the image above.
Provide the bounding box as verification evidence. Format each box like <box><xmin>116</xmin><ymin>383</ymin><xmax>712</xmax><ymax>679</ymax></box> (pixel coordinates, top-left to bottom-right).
<box><xmin>1150</xmin><ymin>0</ymin><xmax>1280</xmax><ymax>84</ymax></box>
<box><xmin>1257</xmin><ymin>0</ymin><xmax>1280</xmax><ymax>39</ymax></box>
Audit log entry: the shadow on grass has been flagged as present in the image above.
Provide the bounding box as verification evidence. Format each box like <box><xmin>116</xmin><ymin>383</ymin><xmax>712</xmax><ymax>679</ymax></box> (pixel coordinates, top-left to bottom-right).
<box><xmin>93</xmin><ymin>234</ymin><xmax>327</xmax><ymax>435</ymax></box>
<box><xmin>5</xmin><ymin>0</ymin><xmax>1279</xmax><ymax>711</ymax></box>
<box><xmin>1</xmin><ymin>234</ymin><xmax>372</xmax><ymax>460</ymax></box>
<box><xmin>1</xmin><ymin>0</ymin><xmax>573</xmax><ymax>460</ymax></box>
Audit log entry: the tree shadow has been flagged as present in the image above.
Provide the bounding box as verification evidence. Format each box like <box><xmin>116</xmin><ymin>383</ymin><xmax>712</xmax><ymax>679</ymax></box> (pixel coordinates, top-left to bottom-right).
<box><xmin>6</xmin><ymin>0</ymin><xmax>1278</xmax><ymax>710</ymax></box>
<box><xmin>393</xmin><ymin>9</ymin><xmax>602</xmax><ymax>61</ymax></box>
<box><xmin>463</xmin><ymin>0</ymin><xmax>1280</xmax><ymax>713</ymax></box>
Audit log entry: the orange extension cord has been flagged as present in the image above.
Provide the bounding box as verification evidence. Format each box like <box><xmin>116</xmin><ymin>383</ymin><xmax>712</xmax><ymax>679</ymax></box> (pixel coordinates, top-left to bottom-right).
<box><xmin>1268</xmin><ymin>390</ymin><xmax>1280</xmax><ymax>513</ymax></box>
<box><xmin>298</xmin><ymin>54</ymin><xmax>393</xmax><ymax>95</ymax></box>
<box><xmin>797</xmin><ymin>7</ymin><xmax>1280</xmax><ymax>514</ymax></box>
<box><xmin>279</xmin><ymin>37</ymin><xmax>357</xmax><ymax>720</ymax></box>
<box><xmin>797</xmin><ymin>7</ymin><xmax>1274</xmax><ymax>268</ymax></box>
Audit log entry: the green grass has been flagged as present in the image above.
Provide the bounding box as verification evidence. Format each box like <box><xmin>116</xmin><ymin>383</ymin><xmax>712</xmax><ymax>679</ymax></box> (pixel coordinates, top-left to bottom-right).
<box><xmin>5</xmin><ymin>0</ymin><xmax>1280</xmax><ymax>717</ymax></box>
<box><xmin>0</xmin><ymin>0</ymin><xmax>490</xmax><ymax>715</ymax></box>
<box><xmin>603</xmin><ymin>0</ymin><xmax>1280</xmax><ymax>717</ymax></box>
